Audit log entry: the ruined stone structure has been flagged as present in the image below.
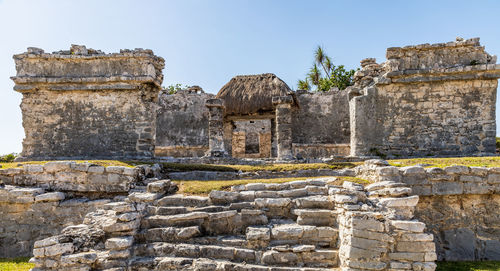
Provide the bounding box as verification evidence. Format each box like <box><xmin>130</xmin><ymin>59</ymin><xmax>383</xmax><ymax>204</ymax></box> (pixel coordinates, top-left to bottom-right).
<box><xmin>2</xmin><ymin>159</ymin><xmax>500</xmax><ymax>269</ymax></box>
<box><xmin>4</xmin><ymin>38</ymin><xmax>500</xmax><ymax>270</ymax></box>
<box><xmin>12</xmin><ymin>45</ymin><xmax>164</xmax><ymax>160</ymax></box>
<box><xmin>350</xmin><ymin>38</ymin><xmax>499</xmax><ymax>157</ymax></box>
<box><xmin>12</xmin><ymin>38</ymin><xmax>499</xmax><ymax>160</ymax></box>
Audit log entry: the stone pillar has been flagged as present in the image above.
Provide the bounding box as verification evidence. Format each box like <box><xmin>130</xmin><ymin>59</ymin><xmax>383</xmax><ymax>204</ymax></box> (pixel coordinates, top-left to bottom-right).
<box><xmin>205</xmin><ymin>98</ymin><xmax>227</xmax><ymax>157</ymax></box>
<box><xmin>11</xmin><ymin>45</ymin><xmax>164</xmax><ymax>160</ymax></box>
<box><xmin>273</xmin><ymin>96</ymin><xmax>293</xmax><ymax>160</ymax></box>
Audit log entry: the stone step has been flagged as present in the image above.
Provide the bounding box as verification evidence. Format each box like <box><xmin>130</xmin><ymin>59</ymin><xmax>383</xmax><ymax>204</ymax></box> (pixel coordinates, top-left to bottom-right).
<box><xmin>269</xmin><ymin>223</ymin><xmax>338</xmax><ymax>247</ymax></box>
<box><xmin>142</xmin><ymin>209</ymin><xmax>268</xmax><ymax>235</ymax></box>
<box><xmin>231</xmin><ymin>179</ymin><xmax>331</xmax><ymax>192</ymax></box>
<box><xmin>130</xmin><ymin>256</ymin><xmax>339</xmax><ymax>271</ymax></box>
<box><xmin>292</xmin><ymin>209</ymin><xmax>338</xmax><ymax>226</ymax></box>
<box><xmin>132</xmin><ymin>242</ymin><xmax>338</xmax><ymax>268</ymax></box>
<box><xmin>146</xmin><ymin>206</ymin><xmax>188</xmax><ymax>216</ymax></box>
<box><xmin>155</xmin><ymin>194</ymin><xmax>211</xmax><ymax>207</ymax></box>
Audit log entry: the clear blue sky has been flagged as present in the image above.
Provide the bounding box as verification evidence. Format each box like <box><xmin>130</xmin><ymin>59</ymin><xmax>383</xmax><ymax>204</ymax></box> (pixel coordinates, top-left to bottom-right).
<box><xmin>1</xmin><ymin>0</ymin><xmax>500</xmax><ymax>154</ymax></box>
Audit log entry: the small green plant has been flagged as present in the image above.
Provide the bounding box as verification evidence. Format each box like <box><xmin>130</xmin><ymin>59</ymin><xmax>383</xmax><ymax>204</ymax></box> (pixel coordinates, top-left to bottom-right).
<box><xmin>0</xmin><ymin>153</ymin><xmax>17</xmax><ymax>163</ymax></box>
<box><xmin>163</xmin><ymin>83</ymin><xmax>188</xmax><ymax>94</ymax></box>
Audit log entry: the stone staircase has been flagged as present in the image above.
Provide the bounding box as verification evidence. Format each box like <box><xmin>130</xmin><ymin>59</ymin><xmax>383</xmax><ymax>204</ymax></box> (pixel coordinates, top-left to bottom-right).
<box><xmin>130</xmin><ymin>178</ymin><xmax>341</xmax><ymax>270</ymax></box>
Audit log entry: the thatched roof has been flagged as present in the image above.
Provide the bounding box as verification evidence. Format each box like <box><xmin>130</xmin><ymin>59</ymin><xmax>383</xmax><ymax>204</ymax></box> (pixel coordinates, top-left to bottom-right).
<box><xmin>216</xmin><ymin>73</ymin><xmax>291</xmax><ymax>115</ymax></box>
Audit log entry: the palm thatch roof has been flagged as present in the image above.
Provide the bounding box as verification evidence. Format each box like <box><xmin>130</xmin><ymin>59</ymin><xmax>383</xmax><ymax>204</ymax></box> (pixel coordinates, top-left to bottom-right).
<box><xmin>216</xmin><ymin>73</ymin><xmax>291</xmax><ymax>115</ymax></box>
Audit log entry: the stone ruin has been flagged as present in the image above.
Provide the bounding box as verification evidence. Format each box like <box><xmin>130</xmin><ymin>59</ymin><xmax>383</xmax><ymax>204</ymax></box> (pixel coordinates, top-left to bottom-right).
<box><xmin>2</xmin><ymin>38</ymin><xmax>500</xmax><ymax>270</ymax></box>
<box><xmin>10</xmin><ymin>38</ymin><xmax>500</xmax><ymax>161</ymax></box>
<box><xmin>2</xmin><ymin>159</ymin><xmax>500</xmax><ymax>270</ymax></box>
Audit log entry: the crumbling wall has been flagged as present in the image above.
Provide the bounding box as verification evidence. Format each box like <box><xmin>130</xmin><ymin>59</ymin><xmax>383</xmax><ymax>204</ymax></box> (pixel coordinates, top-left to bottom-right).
<box><xmin>350</xmin><ymin>38</ymin><xmax>499</xmax><ymax>157</ymax></box>
<box><xmin>11</xmin><ymin>45</ymin><xmax>164</xmax><ymax>160</ymax></box>
<box><xmin>357</xmin><ymin>160</ymin><xmax>500</xmax><ymax>261</ymax></box>
<box><xmin>155</xmin><ymin>88</ymin><xmax>213</xmax><ymax>157</ymax></box>
<box><xmin>0</xmin><ymin>186</ymin><xmax>109</xmax><ymax>257</ymax></box>
<box><xmin>0</xmin><ymin>161</ymin><xmax>139</xmax><ymax>194</ymax></box>
<box><xmin>0</xmin><ymin>161</ymin><xmax>159</xmax><ymax>257</ymax></box>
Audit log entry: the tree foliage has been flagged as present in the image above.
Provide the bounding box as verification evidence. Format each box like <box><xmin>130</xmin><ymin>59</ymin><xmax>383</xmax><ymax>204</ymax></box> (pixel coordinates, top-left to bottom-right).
<box><xmin>297</xmin><ymin>46</ymin><xmax>356</xmax><ymax>92</ymax></box>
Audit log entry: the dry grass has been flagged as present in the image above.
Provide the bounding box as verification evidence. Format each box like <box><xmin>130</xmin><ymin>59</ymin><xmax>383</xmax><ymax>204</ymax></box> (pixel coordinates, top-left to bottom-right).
<box><xmin>0</xmin><ymin>160</ymin><xmax>145</xmax><ymax>169</ymax></box>
<box><xmin>0</xmin><ymin>257</ymin><xmax>34</xmax><ymax>271</ymax></box>
<box><xmin>388</xmin><ymin>157</ymin><xmax>500</xmax><ymax>168</ymax></box>
<box><xmin>176</xmin><ymin>176</ymin><xmax>371</xmax><ymax>195</ymax></box>
<box><xmin>162</xmin><ymin>162</ymin><xmax>359</xmax><ymax>172</ymax></box>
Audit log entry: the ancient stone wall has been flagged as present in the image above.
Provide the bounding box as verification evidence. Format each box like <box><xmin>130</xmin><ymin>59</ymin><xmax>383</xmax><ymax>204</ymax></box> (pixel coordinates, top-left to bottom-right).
<box><xmin>0</xmin><ymin>186</ymin><xmax>110</xmax><ymax>257</ymax></box>
<box><xmin>11</xmin><ymin>45</ymin><xmax>164</xmax><ymax>160</ymax></box>
<box><xmin>357</xmin><ymin>160</ymin><xmax>500</xmax><ymax>261</ymax></box>
<box><xmin>292</xmin><ymin>90</ymin><xmax>351</xmax><ymax>158</ymax></box>
<box><xmin>0</xmin><ymin>161</ymin><xmax>162</xmax><ymax>257</ymax></box>
<box><xmin>292</xmin><ymin>90</ymin><xmax>350</xmax><ymax>144</ymax></box>
<box><xmin>0</xmin><ymin>161</ymin><xmax>139</xmax><ymax>194</ymax></box>
<box><xmin>27</xmin><ymin>171</ymin><xmax>436</xmax><ymax>270</ymax></box>
<box><xmin>155</xmin><ymin>88</ymin><xmax>213</xmax><ymax>157</ymax></box>
<box><xmin>350</xmin><ymin>38</ymin><xmax>500</xmax><ymax>157</ymax></box>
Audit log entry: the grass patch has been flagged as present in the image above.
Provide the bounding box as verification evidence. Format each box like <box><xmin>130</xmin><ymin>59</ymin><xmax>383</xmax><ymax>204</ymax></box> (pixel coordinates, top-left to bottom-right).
<box><xmin>162</xmin><ymin>162</ymin><xmax>359</xmax><ymax>173</ymax></box>
<box><xmin>176</xmin><ymin>176</ymin><xmax>371</xmax><ymax>195</ymax></box>
<box><xmin>388</xmin><ymin>157</ymin><xmax>500</xmax><ymax>168</ymax></box>
<box><xmin>437</xmin><ymin>261</ymin><xmax>500</xmax><ymax>271</ymax></box>
<box><xmin>0</xmin><ymin>160</ymin><xmax>150</xmax><ymax>169</ymax></box>
<box><xmin>0</xmin><ymin>257</ymin><xmax>34</xmax><ymax>271</ymax></box>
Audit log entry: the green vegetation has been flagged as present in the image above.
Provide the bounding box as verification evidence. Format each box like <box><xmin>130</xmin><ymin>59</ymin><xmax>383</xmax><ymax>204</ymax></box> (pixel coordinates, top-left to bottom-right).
<box><xmin>0</xmin><ymin>153</ymin><xmax>16</xmax><ymax>163</ymax></box>
<box><xmin>436</xmin><ymin>261</ymin><xmax>500</xmax><ymax>271</ymax></box>
<box><xmin>297</xmin><ymin>45</ymin><xmax>356</xmax><ymax>91</ymax></box>
<box><xmin>0</xmin><ymin>257</ymin><xmax>34</xmax><ymax>271</ymax></box>
<box><xmin>496</xmin><ymin>137</ymin><xmax>500</xmax><ymax>150</ymax></box>
<box><xmin>388</xmin><ymin>156</ymin><xmax>500</xmax><ymax>168</ymax></box>
<box><xmin>176</xmin><ymin>175</ymin><xmax>371</xmax><ymax>195</ymax></box>
<box><xmin>162</xmin><ymin>83</ymin><xmax>188</xmax><ymax>94</ymax></box>
<box><xmin>162</xmin><ymin>162</ymin><xmax>358</xmax><ymax>173</ymax></box>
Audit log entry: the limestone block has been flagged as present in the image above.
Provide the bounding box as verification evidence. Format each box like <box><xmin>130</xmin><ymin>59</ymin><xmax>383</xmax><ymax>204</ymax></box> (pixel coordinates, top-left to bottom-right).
<box><xmin>350</xmin><ymin>237</ymin><xmax>388</xmax><ymax>253</ymax></box>
<box><xmin>87</xmin><ymin>166</ymin><xmax>105</xmax><ymax>174</ymax></box>
<box><xmin>463</xmin><ymin>182</ymin><xmax>494</xmax><ymax>194</ymax></box>
<box><xmin>390</xmin><ymin>220</ymin><xmax>425</xmax><ymax>232</ymax></box>
<box><xmin>117</xmin><ymin>212</ymin><xmax>140</xmax><ymax>222</ymax></box>
<box><xmin>177</xmin><ymin>226</ymin><xmax>201</xmax><ymax>239</ymax></box>
<box><xmin>103</xmin><ymin>202</ymin><xmax>136</xmax><ymax>213</ymax></box>
<box><xmin>459</xmin><ymin>175</ymin><xmax>484</xmax><ymax>182</ymax></box>
<box><xmin>351</xmin><ymin>217</ymin><xmax>385</xmax><ymax>232</ymax></box>
<box><xmin>23</xmin><ymin>164</ymin><xmax>44</xmax><ymax>173</ymax></box>
<box><xmin>401</xmin><ymin>166</ymin><xmax>426</xmax><ymax>175</ymax></box>
<box><xmin>487</xmin><ymin>174</ymin><xmax>500</xmax><ymax>184</ymax></box>
<box><xmin>397</xmin><ymin>241</ymin><xmax>436</xmax><ymax>253</ymax></box>
<box><xmin>388</xmin><ymin>252</ymin><xmax>425</xmax><ymax>261</ymax></box>
<box><xmin>44</xmin><ymin>243</ymin><xmax>74</xmax><ymax>257</ymax></box>
<box><xmin>60</xmin><ymin>252</ymin><xmax>97</xmax><ymax>266</ymax></box>
<box><xmin>105</xmin><ymin>166</ymin><xmax>124</xmax><ymax>174</ymax></box>
<box><xmin>348</xmin><ymin>260</ymin><xmax>386</xmax><ymax>270</ymax></box>
<box><xmin>432</xmin><ymin>182</ymin><xmax>463</xmax><ymax>195</ymax></box>
<box><xmin>444</xmin><ymin>165</ymin><xmax>470</xmax><ymax>174</ymax></box>
<box><xmin>35</xmin><ymin>192</ymin><xmax>65</xmax><ymax>202</ymax></box>
<box><xmin>209</xmin><ymin>190</ymin><xmax>241</xmax><ymax>205</ymax></box>
<box><xmin>44</xmin><ymin>161</ymin><xmax>74</xmax><ymax>173</ymax></box>
<box><xmin>400</xmin><ymin>233</ymin><xmax>434</xmax><ymax>242</ymax></box>
<box><xmin>108</xmin><ymin>249</ymin><xmax>130</xmax><ymax>259</ymax></box>
<box><xmin>413</xmin><ymin>262</ymin><xmax>437</xmax><ymax>271</ymax></box>
<box><xmin>105</xmin><ymin>237</ymin><xmax>134</xmax><ymax>250</ymax></box>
